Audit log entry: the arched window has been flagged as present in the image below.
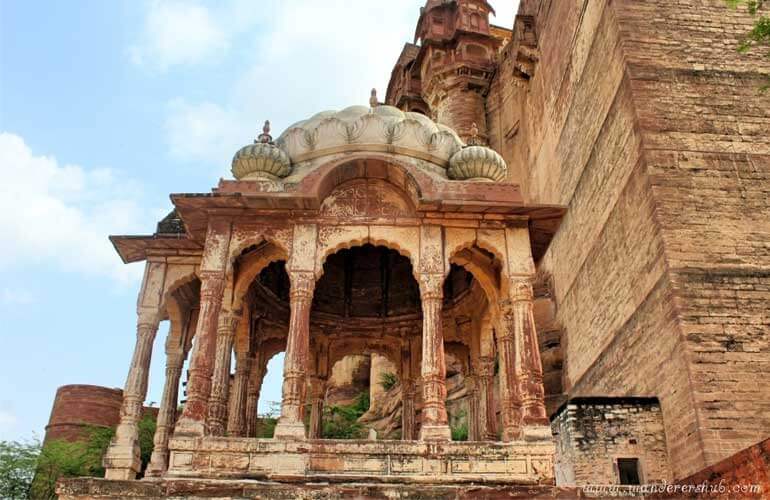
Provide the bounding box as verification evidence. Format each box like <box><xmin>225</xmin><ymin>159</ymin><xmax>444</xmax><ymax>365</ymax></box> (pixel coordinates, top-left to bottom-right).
<box><xmin>466</xmin><ymin>44</ymin><xmax>487</xmax><ymax>60</ymax></box>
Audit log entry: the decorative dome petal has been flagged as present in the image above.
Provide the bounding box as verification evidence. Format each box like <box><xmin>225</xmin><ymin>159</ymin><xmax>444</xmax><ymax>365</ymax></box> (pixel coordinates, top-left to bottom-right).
<box><xmin>231</xmin><ymin>142</ymin><xmax>291</xmax><ymax>180</ymax></box>
<box><xmin>448</xmin><ymin>145</ymin><xmax>508</xmax><ymax>182</ymax></box>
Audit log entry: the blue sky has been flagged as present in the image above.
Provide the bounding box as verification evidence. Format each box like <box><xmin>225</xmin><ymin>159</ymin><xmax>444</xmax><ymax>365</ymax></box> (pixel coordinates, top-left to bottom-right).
<box><xmin>0</xmin><ymin>0</ymin><xmax>517</xmax><ymax>442</ymax></box>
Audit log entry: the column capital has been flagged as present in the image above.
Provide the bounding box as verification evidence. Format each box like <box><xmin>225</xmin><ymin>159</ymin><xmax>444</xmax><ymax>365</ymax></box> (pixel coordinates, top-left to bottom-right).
<box><xmin>217</xmin><ymin>310</ymin><xmax>241</xmax><ymax>336</ymax></box>
<box><xmin>289</xmin><ymin>271</ymin><xmax>316</xmax><ymax>300</ymax></box>
<box><xmin>478</xmin><ymin>356</ymin><xmax>495</xmax><ymax>377</ymax></box>
<box><xmin>418</xmin><ymin>273</ymin><xmax>444</xmax><ymax>301</ymax></box>
<box><xmin>509</xmin><ymin>277</ymin><xmax>534</xmax><ymax>303</ymax></box>
<box><xmin>136</xmin><ymin>309</ymin><xmax>161</xmax><ymax>330</ymax></box>
<box><xmin>199</xmin><ymin>272</ymin><xmax>226</xmax><ymax>300</ymax></box>
<box><xmin>165</xmin><ymin>350</ymin><xmax>185</xmax><ymax>370</ymax></box>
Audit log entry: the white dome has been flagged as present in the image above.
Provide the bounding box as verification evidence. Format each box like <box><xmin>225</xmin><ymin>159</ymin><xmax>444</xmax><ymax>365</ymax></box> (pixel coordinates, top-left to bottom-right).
<box><xmin>274</xmin><ymin>105</ymin><xmax>464</xmax><ymax>166</ymax></box>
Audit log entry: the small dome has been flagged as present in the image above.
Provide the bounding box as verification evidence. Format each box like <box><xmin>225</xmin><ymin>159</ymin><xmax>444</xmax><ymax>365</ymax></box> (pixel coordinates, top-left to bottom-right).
<box><xmin>275</xmin><ymin>104</ymin><xmax>463</xmax><ymax>166</ymax></box>
<box><xmin>448</xmin><ymin>145</ymin><xmax>508</xmax><ymax>182</ymax></box>
<box><xmin>231</xmin><ymin>142</ymin><xmax>291</xmax><ymax>180</ymax></box>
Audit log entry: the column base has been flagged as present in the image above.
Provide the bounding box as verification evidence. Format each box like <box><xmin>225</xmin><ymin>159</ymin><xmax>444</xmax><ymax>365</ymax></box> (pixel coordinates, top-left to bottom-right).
<box><xmin>103</xmin><ymin>442</ymin><xmax>141</xmax><ymax>481</ymax></box>
<box><xmin>419</xmin><ymin>424</ymin><xmax>452</xmax><ymax>441</ymax></box>
<box><xmin>522</xmin><ymin>424</ymin><xmax>552</xmax><ymax>441</ymax></box>
<box><xmin>173</xmin><ymin>416</ymin><xmax>206</xmax><ymax>437</ymax></box>
<box><xmin>273</xmin><ymin>420</ymin><xmax>306</xmax><ymax>440</ymax></box>
<box><xmin>144</xmin><ymin>449</ymin><xmax>168</xmax><ymax>478</ymax></box>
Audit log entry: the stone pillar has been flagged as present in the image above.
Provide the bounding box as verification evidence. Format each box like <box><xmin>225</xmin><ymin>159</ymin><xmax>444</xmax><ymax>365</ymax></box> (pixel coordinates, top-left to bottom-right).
<box><xmin>307</xmin><ymin>376</ymin><xmax>326</xmax><ymax>439</ymax></box>
<box><xmin>273</xmin><ymin>271</ymin><xmax>315</xmax><ymax>440</ymax></box>
<box><xmin>417</xmin><ymin>273</ymin><xmax>451</xmax><ymax>441</ymax></box>
<box><xmin>509</xmin><ymin>278</ymin><xmax>549</xmax><ymax>427</ymax></box>
<box><xmin>205</xmin><ymin>311</ymin><xmax>240</xmax><ymax>436</ymax></box>
<box><xmin>465</xmin><ymin>375</ymin><xmax>480</xmax><ymax>441</ymax></box>
<box><xmin>146</xmin><ymin>350</ymin><xmax>185</xmax><ymax>477</ymax></box>
<box><xmin>104</xmin><ymin>310</ymin><xmax>160</xmax><ymax>480</ymax></box>
<box><xmin>496</xmin><ymin>305</ymin><xmax>523</xmax><ymax>441</ymax></box>
<box><xmin>477</xmin><ymin>355</ymin><xmax>498</xmax><ymax>441</ymax></box>
<box><xmin>245</xmin><ymin>362</ymin><xmax>265</xmax><ymax>438</ymax></box>
<box><xmin>226</xmin><ymin>352</ymin><xmax>253</xmax><ymax>436</ymax></box>
<box><xmin>401</xmin><ymin>378</ymin><xmax>417</xmax><ymax>441</ymax></box>
<box><xmin>174</xmin><ymin>221</ymin><xmax>231</xmax><ymax>436</ymax></box>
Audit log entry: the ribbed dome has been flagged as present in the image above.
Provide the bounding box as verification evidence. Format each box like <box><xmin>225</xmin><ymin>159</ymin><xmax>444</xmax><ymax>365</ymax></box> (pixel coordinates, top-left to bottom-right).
<box><xmin>275</xmin><ymin>105</ymin><xmax>463</xmax><ymax>166</ymax></box>
<box><xmin>231</xmin><ymin>142</ymin><xmax>291</xmax><ymax>180</ymax></box>
<box><xmin>448</xmin><ymin>145</ymin><xmax>508</xmax><ymax>182</ymax></box>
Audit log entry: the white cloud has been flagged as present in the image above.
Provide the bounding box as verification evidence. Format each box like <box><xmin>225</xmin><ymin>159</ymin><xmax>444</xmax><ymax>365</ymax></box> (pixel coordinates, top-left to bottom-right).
<box><xmin>159</xmin><ymin>0</ymin><xmax>519</xmax><ymax>166</ymax></box>
<box><xmin>0</xmin><ymin>288</ymin><xmax>34</xmax><ymax>306</ymax></box>
<box><xmin>129</xmin><ymin>0</ymin><xmax>228</xmax><ymax>69</ymax></box>
<box><xmin>0</xmin><ymin>133</ymin><xmax>147</xmax><ymax>284</ymax></box>
<box><xmin>164</xmin><ymin>98</ymin><xmax>248</xmax><ymax>170</ymax></box>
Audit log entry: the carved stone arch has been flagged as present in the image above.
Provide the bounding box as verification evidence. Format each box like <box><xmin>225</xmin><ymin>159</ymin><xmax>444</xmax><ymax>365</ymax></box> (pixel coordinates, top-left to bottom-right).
<box><xmin>328</xmin><ymin>339</ymin><xmax>402</xmax><ymax>374</ymax></box>
<box><xmin>231</xmin><ymin>242</ymin><xmax>290</xmax><ymax>311</ymax></box>
<box><xmin>448</xmin><ymin>246</ymin><xmax>502</xmax><ymax>306</ymax></box>
<box><xmin>161</xmin><ymin>274</ymin><xmax>201</xmax><ymax>354</ymax></box>
<box><xmin>159</xmin><ymin>270</ymin><xmax>199</xmax><ymax>315</ymax></box>
<box><xmin>319</xmin><ymin>178</ymin><xmax>416</xmax><ymax>219</ymax></box>
<box><xmin>227</xmin><ymin>231</ymin><xmax>292</xmax><ymax>268</ymax></box>
<box><xmin>296</xmin><ymin>154</ymin><xmax>430</xmax><ymax>209</ymax></box>
<box><xmin>314</xmin><ymin>231</ymin><xmax>419</xmax><ymax>281</ymax></box>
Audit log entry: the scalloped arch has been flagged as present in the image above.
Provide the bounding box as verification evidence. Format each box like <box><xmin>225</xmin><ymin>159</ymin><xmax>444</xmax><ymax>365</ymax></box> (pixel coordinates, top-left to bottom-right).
<box><xmin>315</xmin><ymin>236</ymin><xmax>418</xmax><ymax>282</ymax></box>
<box><xmin>231</xmin><ymin>242</ymin><xmax>290</xmax><ymax>311</ymax></box>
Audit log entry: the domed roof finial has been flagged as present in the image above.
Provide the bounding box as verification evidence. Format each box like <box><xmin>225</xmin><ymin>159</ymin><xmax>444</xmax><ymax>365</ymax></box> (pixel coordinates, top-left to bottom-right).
<box><xmin>370</xmin><ymin>88</ymin><xmax>379</xmax><ymax>109</ymax></box>
<box><xmin>256</xmin><ymin>120</ymin><xmax>272</xmax><ymax>144</ymax></box>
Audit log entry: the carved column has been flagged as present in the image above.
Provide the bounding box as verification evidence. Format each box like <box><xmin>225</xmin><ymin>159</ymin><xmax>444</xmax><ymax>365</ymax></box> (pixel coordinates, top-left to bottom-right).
<box><xmin>226</xmin><ymin>352</ymin><xmax>252</xmax><ymax>436</ymax></box>
<box><xmin>465</xmin><ymin>375</ymin><xmax>480</xmax><ymax>441</ymax></box>
<box><xmin>417</xmin><ymin>273</ymin><xmax>451</xmax><ymax>441</ymax></box>
<box><xmin>273</xmin><ymin>271</ymin><xmax>315</xmax><ymax>439</ymax></box>
<box><xmin>205</xmin><ymin>311</ymin><xmax>240</xmax><ymax>436</ymax></box>
<box><xmin>146</xmin><ymin>350</ymin><xmax>185</xmax><ymax>477</ymax></box>
<box><xmin>509</xmin><ymin>278</ymin><xmax>548</xmax><ymax>427</ymax></box>
<box><xmin>104</xmin><ymin>310</ymin><xmax>160</xmax><ymax>480</ymax></box>
<box><xmin>245</xmin><ymin>362</ymin><xmax>265</xmax><ymax>437</ymax></box>
<box><xmin>401</xmin><ymin>378</ymin><xmax>417</xmax><ymax>441</ymax></box>
<box><xmin>496</xmin><ymin>301</ymin><xmax>523</xmax><ymax>441</ymax></box>
<box><xmin>477</xmin><ymin>355</ymin><xmax>498</xmax><ymax>441</ymax></box>
<box><xmin>174</xmin><ymin>221</ymin><xmax>230</xmax><ymax>436</ymax></box>
<box><xmin>307</xmin><ymin>376</ymin><xmax>326</xmax><ymax>439</ymax></box>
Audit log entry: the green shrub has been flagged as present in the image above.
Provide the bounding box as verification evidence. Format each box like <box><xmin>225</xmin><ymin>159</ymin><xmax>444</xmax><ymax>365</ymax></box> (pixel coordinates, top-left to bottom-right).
<box><xmin>451</xmin><ymin>422</ymin><xmax>469</xmax><ymax>441</ymax></box>
<box><xmin>322</xmin><ymin>392</ymin><xmax>370</xmax><ymax>439</ymax></box>
<box><xmin>254</xmin><ymin>417</ymin><xmax>278</xmax><ymax>438</ymax></box>
<box><xmin>30</xmin><ymin>414</ymin><xmax>156</xmax><ymax>498</ymax></box>
<box><xmin>379</xmin><ymin>372</ymin><xmax>398</xmax><ymax>391</ymax></box>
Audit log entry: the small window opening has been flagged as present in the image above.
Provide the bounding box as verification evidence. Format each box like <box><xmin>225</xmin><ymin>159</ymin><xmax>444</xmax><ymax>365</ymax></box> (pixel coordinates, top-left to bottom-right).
<box><xmin>617</xmin><ymin>458</ymin><xmax>641</xmax><ymax>485</ymax></box>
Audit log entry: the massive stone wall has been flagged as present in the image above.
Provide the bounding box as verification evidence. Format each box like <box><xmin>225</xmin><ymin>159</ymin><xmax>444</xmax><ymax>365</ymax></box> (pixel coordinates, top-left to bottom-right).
<box><xmin>45</xmin><ymin>385</ymin><xmax>124</xmax><ymax>442</ymax></box>
<box><xmin>551</xmin><ymin>398</ymin><xmax>671</xmax><ymax>486</ymax></box>
<box><xmin>45</xmin><ymin>385</ymin><xmax>160</xmax><ymax>443</ymax></box>
<box><xmin>483</xmin><ymin>0</ymin><xmax>770</xmax><ymax>480</ymax></box>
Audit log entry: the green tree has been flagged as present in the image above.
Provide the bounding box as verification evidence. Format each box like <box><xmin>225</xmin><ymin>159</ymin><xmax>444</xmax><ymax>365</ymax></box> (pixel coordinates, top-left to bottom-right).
<box><xmin>0</xmin><ymin>439</ymin><xmax>41</xmax><ymax>499</ymax></box>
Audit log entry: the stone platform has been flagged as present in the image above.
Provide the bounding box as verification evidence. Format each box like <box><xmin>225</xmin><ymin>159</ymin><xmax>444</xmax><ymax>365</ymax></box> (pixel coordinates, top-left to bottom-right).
<box><xmin>166</xmin><ymin>436</ymin><xmax>555</xmax><ymax>485</ymax></box>
<box><xmin>57</xmin><ymin>478</ymin><xmax>583</xmax><ymax>499</ymax></box>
